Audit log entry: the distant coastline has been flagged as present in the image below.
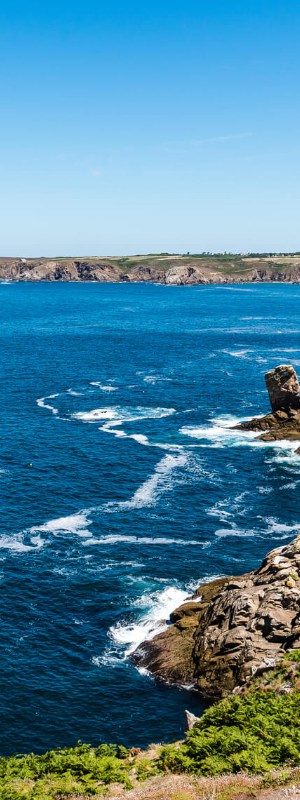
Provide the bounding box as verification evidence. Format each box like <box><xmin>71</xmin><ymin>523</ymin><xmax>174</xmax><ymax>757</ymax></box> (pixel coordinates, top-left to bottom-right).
<box><xmin>1</xmin><ymin>252</ymin><xmax>300</xmax><ymax>284</ymax></box>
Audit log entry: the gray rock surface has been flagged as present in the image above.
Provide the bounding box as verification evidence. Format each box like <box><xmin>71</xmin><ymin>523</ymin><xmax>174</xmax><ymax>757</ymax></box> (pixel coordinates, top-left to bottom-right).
<box><xmin>184</xmin><ymin>710</ymin><xmax>201</xmax><ymax>731</ymax></box>
<box><xmin>265</xmin><ymin>365</ymin><xmax>300</xmax><ymax>412</ymax></box>
<box><xmin>133</xmin><ymin>536</ymin><xmax>300</xmax><ymax>698</ymax></box>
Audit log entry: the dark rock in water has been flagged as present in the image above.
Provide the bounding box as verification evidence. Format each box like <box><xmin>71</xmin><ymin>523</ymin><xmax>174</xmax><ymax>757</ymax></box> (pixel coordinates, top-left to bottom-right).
<box><xmin>265</xmin><ymin>364</ymin><xmax>300</xmax><ymax>412</ymax></box>
<box><xmin>133</xmin><ymin>536</ymin><xmax>300</xmax><ymax>698</ymax></box>
<box><xmin>234</xmin><ymin>364</ymin><xmax>300</xmax><ymax>451</ymax></box>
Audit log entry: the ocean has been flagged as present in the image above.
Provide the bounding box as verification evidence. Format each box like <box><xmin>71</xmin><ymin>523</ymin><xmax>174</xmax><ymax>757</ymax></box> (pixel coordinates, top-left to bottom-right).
<box><xmin>0</xmin><ymin>280</ymin><xmax>300</xmax><ymax>755</ymax></box>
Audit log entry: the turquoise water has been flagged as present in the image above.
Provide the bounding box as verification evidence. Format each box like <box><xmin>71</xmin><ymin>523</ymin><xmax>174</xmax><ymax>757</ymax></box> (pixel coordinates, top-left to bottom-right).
<box><xmin>0</xmin><ymin>281</ymin><xmax>300</xmax><ymax>754</ymax></box>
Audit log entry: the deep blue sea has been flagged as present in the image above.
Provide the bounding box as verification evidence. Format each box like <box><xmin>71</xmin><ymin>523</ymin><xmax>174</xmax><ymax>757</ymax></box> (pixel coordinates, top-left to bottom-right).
<box><xmin>1</xmin><ymin>281</ymin><xmax>300</xmax><ymax>755</ymax></box>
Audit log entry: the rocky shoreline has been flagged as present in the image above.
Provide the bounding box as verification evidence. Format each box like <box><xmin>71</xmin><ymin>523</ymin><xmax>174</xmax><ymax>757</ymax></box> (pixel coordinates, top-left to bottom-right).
<box><xmin>133</xmin><ymin>365</ymin><xmax>300</xmax><ymax>697</ymax></box>
<box><xmin>1</xmin><ymin>253</ymin><xmax>300</xmax><ymax>284</ymax></box>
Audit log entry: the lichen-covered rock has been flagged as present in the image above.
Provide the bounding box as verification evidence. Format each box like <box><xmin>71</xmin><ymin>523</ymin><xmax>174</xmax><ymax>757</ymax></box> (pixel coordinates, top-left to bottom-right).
<box><xmin>133</xmin><ymin>536</ymin><xmax>300</xmax><ymax>698</ymax></box>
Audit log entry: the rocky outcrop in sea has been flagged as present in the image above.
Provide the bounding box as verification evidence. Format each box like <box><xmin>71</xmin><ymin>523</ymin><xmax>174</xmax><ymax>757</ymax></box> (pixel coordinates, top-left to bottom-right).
<box><xmin>234</xmin><ymin>364</ymin><xmax>300</xmax><ymax>452</ymax></box>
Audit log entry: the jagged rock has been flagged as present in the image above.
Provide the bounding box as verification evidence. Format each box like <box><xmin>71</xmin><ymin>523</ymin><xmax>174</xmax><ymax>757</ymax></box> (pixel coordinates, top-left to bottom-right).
<box><xmin>234</xmin><ymin>365</ymin><xmax>300</xmax><ymax>450</ymax></box>
<box><xmin>184</xmin><ymin>710</ymin><xmax>200</xmax><ymax>731</ymax></box>
<box><xmin>265</xmin><ymin>365</ymin><xmax>300</xmax><ymax>412</ymax></box>
<box><xmin>133</xmin><ymin>536</ymin><xmax>300</xmax><ymax>698</ymax></box>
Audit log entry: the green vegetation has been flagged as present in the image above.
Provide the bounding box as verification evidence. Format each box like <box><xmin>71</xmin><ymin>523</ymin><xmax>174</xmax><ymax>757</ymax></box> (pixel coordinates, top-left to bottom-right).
<box><xmin>159</xmin><ymin>650</ymin><xmax>300</xmax><ymax>777</ymax></box>
<box><xmin>0</xmin><ymin>743</ymin><xmax>137</xmax><ymax>799</ymax></box>
<box><xmin>2</xmin><ymin>652</ymin><xmax>300</xmax><ymax>798</ymax></box>
<box><xmin>159</xmin><ymin>691</ymin><xmax>300</xmax><ymax>776</ymax></box>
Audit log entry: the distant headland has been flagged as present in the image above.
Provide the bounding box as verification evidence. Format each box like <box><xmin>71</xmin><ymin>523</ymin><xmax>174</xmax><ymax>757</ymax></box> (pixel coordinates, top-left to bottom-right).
<box><xmin>1</xmin><ymin>252</ymin><xmax>300</xmax><ymax>284</ymax></box>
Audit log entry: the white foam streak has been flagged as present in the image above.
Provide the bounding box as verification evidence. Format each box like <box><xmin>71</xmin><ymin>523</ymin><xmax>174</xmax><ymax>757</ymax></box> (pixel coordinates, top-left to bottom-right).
<box><xmin>265</xmin><ymin>518</ymin><xmax>300</xmax><ymax>536</ymax></box>
<box><xmin>129</xmin><ymin>433</ymin><xmax>150</xmax><ymax>446</ymax></box>
<box><xmin>106</xmin><ymin>453</ymin><xmax>187</xmax><ymax>511</ymax></box>
<box><xmin>82</xmin><ymin>534</ymin><xmax>203</xmax><ymax>546</ymax></box>
<box><xmin>30</xmin><ymin>512</ymin><xmax>91</xmax><ymax>538</ymax></box>
<box><xmin>37</xmin><ymin>394</ymin><xmax>59</xmax><ymax>415</ymax></box>
<box><xmin>215</xmin><ymin>518</ymin><xmax>300</xmax><ymax>541</ymax></box>
<box><xmin>180</xmin><ymin>415</ymin><xmax>257</xmax><ymax>447</ymax></box>
<box><xmin>90</xmin><ymin>382</ymin><xmax>118</xmax><ymax>392</ymax></box>
<box><xmin>143</xmin><ymin>375</ymin><xmax>172</xmax><ymax>384</ymax></box>
<box><xmin>74</xmin><ymin>408</ymin><xmax>118</xmax><ymax>422</ymax></box>
<box><xmin>73</xmin><ymin>405</ymin><xmax>176</xmax><ymax>448</ymax></box>
<box><xmin>223</xmin><ymin>349</ymin><xmax>251</xmax><ymax>359</ymax></box>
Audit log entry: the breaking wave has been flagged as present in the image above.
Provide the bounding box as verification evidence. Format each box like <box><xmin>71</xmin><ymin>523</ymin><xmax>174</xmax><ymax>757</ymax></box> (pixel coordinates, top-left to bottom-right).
<box><xmin>109</xmin><ymin>586</ymin><xmax>190</xmax><ymax>657</ymax></box>
<box><xmin>180</xmin><ymin>414</ymin><xmax>300</xmax><ymax>457</ymax></box>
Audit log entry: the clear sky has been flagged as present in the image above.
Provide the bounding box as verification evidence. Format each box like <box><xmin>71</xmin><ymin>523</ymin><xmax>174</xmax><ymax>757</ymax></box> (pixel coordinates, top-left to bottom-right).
<box><xmin>0</xmin><ymin>0</ymin><xmax>299</xmax><ymax>255</ymax></box>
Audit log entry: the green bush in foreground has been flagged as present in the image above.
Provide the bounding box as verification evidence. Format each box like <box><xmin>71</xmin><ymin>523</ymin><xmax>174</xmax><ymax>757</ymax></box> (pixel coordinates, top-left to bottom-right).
<box><xmin>159</xmin><ymin>689</ymin><xmax>300</xmax><ymax>776</ymax></box>
<box><xmin>0</xmin><ymin>742</ymin><xmax>134</xmax><ymax>799</ymax></box>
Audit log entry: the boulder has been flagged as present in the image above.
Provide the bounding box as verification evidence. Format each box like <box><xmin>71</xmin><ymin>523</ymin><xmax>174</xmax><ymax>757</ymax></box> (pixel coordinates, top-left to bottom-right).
<box><xmin>234</xmin><ymin>365</ymin><xmax>300</xmax><ymax>450</ymax></box>
<box><xmin>133</xmin><ymin>536</ymin><xmax>300</xmax><ymax>698</ymax></box>
<box><xmin>265</xmin><ymin>365</ymin><xmax>300</xmax><ymax>412</ymax></box>
<box><xmin>184</xmin><ymin>710</ymin><xmax>200</xmax><ymax>731</ymax></box>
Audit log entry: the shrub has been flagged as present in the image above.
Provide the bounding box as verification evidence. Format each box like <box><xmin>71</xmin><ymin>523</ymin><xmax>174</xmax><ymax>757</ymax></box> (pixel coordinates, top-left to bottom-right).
<box><xmin>158</xmin><ymin>689</ymin><xmax>300</xmax><ymax>776</ymax></box>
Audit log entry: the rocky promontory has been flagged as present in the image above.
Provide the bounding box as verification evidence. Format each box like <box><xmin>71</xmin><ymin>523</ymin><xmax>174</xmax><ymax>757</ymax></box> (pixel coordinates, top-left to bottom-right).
<box><xmin>133</xmin><ymin>535</ymin><xmax>300</xmax><ymax>698</ymax></box>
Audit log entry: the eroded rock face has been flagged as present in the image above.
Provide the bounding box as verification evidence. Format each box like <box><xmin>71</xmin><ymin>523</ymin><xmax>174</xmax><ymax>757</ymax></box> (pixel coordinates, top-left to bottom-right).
<box><xmin>234</xmin><ymin>365</ymin><xmax>300</xmax><ymax>449</ymax></box>
<box><xmin>133</xmin><ymin>537</ymin><xmax>300</xmax><ymax>698</ymax></box>
<box><xmin>265</xmin><ymin>365</ymin><xmax>300</xmax><ymax>412</ymax></box>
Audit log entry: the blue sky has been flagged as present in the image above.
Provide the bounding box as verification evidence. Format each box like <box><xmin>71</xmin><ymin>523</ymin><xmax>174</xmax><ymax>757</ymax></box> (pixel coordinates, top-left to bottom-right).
<box><xmin>0</xmin><ymin>0</ymin><xmax>299</xmax><ymax>255</ymax></box>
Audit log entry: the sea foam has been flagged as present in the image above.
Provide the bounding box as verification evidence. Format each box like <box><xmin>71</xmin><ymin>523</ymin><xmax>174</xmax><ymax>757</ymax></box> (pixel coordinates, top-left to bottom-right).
<box><xmin>110</xmin><ymin>586</ymin><xmax>190</xmax><ymax>656</ymax></box>
<box><xmin>82</xmin><ymin>534</ymin><xmax>203</xmax><ymax>546</ymax></box>
<box><xmin>180</xmin><ymin>414</ymin><xmax>300</xmax><ymax>454</ymax></box>
<box><xmin>73</xmin><ymin>405</ymin><xmax>176</xmax><ymax>444</ymax></box>
<box><xmin>30</xmin><ymin>511</ymin><xmax>92</xmax><ymax>538</ymax></box>
<box><xmin>90</xmin><ymin>382</ymin><xmax>118</xmax><ymax>391</ymax></box>
<box><xmin>106</xmin><ymin>452</ymin><xmax>187</xmax><ymax>510</ymax></box>
<box><xmin>37</xmin><ymin>394</ymin><xmax>59</xmax><ymax>415</ymax></box>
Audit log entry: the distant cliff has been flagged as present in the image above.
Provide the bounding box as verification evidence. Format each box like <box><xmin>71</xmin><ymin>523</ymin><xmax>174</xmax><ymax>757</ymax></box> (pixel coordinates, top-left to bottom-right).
<box><xmin>1</xmin><ymin>253</ymin><xmax>300</xmax><ymax>284</ymax></box>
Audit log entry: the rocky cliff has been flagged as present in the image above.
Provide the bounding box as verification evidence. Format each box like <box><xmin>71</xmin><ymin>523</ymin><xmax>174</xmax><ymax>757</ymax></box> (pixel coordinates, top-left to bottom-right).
<box><xmin>133</xmin><ymin>536</ymin><xmax>300</xmax><ymax>698</ymax></box>
<box><xmin>1</xmin><ymin>253</ymin><xmax>300</xmax><ymax>284</ymax></box>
